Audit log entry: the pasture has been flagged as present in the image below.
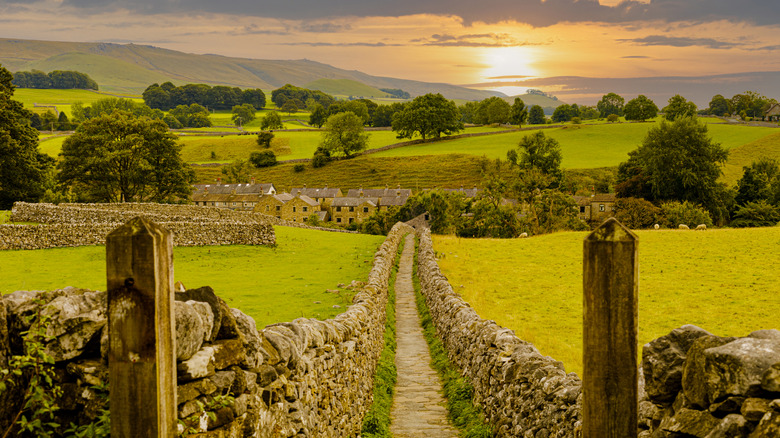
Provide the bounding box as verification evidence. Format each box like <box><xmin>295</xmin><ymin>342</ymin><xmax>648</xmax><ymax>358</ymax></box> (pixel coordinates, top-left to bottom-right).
<box><xmin>432</xmin><ymin>227</ymin><xmax>780</xmax><ymax>376</ymax></box>
<box><xmin>15</xmin><ymin>88</ymin><xmax>143</xmax><ymax>117</ymax></box>
<box><xmin>0</xmin><ymin>226</ymin><xmax>385</xmax><ymax>328</ymax></box>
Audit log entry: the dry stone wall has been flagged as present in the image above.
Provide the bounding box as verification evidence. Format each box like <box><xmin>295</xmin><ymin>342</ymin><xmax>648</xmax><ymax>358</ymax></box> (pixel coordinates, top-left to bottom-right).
<box><xmin>0</xmin><ymin>222</ymin><xmax>413</xmax><ymax>437</ymax></box>
<box><xmin>415</xmin><ymin>228</ymin><xmax>583</xmax><ymax>437</ymax></box>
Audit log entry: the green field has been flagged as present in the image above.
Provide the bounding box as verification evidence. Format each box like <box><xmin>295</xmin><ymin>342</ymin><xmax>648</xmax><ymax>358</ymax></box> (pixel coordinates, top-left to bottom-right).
<box><xmin>0</xmin><ymin>226</ymin><xmax>385</xmax><ymax>328</ymax></box>
<box><xmin>15</xmin><ymin>88</ymin><xmax>143</xmax><ymax>117</ymax></box>
<box><xmin>721</xmin><ymin>131</ymin><xmax>780</xmax><ymax>186</ymax></box>
<box><xmin>432</xmin><ymin>227</ymin><xmax>780</xmax><ymax>376</ymax></box>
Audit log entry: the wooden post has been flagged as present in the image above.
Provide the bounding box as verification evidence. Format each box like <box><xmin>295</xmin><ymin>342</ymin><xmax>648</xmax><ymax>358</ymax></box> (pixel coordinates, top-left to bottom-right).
<box><xmin>106</xmin><ymin>217</ymin><xmax>177</xmax><ymax>437</ymax></box>
<box><xmin>583</xmin><ymin>217</ymin><xmax>638</xmax><ymax>438</ymax></box>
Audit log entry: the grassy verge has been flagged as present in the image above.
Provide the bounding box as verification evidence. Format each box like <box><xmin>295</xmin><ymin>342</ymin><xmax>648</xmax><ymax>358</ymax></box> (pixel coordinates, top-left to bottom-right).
<box><xmin>413</xmin><ymin>239</ymin><xmax>493</xmax><ymax>438</ymax></box>
<box><xmin>360</xmin><ymin>236</ymin><xmax>405</xmax><ymax>437</ymax></box>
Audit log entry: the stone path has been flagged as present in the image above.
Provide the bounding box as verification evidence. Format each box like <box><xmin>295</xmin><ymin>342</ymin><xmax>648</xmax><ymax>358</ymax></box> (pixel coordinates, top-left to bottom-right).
<box><xmin>389</xmin><ymin>234</ymin><xmax>459</xmax><ymax>438</ymax></box>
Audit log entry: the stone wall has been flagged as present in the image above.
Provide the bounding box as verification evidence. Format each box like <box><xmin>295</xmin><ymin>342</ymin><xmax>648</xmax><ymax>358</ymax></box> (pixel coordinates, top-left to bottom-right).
<box><xmin>0</xmin><ymin>222</ymin><xmax>413</xmax><ymax>437</ymax></box>
<box><xmin>415</xmin><ymin>228</ymin><xmax>583</xmax><ymax>437</ymax></box>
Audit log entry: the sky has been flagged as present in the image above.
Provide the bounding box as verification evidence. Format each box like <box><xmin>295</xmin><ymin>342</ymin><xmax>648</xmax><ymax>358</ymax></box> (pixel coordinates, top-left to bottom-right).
<box><xmin>1</xmin><ymin>0</ymin><xmax>779</xmax><ymax>104</ymax></box>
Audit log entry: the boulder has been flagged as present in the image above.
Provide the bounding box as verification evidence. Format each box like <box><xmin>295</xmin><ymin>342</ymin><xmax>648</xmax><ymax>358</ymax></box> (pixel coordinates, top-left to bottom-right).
<box><xmin>174</xmin><ymin>301</ymin><xmax>207</xmax><ymax>361</ymax></box>
<box><xmin>762</xmin><ymin>363</ymin><xmax>780</xmax><ymax>393</ymax></box>
<box><xmin>40</xmin><ymin>289</ymin><xmax>107</xmax><ymax>362</ymax></box>
<box><xmin>178</xmin><ymin>346</ymin><xmax>215</xmax><ymax>382</ymax></box>
<box><xmin>643</xmin><ymin>325</ymin><xmax>713</xmax><ymax>403</ymax></box>
<box><xmin>175</xmin><ymin>287</ymin><xmax>223</xmax><ymax>342</ymax></box>
<box><xmin>703</xmin><ymin>414</ymin><xmax>750</xmax><ymax>438</ymax></box>
<box><xmin>703</xmin><ymin>338</ymin><xmax>780</xmax><ymax>403</ymax></box>
<box><xmin>683</xmin><ymin>335</ymin><xmax>736</xmax><ymax>408</ymax></box>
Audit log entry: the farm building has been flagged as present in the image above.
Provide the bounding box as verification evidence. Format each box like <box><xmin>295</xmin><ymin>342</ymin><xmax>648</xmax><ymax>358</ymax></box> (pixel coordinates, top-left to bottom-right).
<box><xmin>766</xmin><ymin>103</ymin><xmax>780</xmax><ymax>121</ymax></box>
<box><xmin>192</xmin><ymin>182</ymin><xmax>277</xmax><ymax>210</ymax></box>
<box><xmin>574</xmin><ymin>194</ymin><xmax>617</xmax><ymax>222</ymax></box>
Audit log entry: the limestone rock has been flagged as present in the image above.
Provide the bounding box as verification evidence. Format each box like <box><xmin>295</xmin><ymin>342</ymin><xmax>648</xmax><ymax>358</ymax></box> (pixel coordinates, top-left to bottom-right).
<box><xmin>741</xmin><ymin>398</ymin><xmax>771</xmax><ymax>422</ymax></box>
<box><xmin>66</xmin><ymin>359</ymin><xmax>107</xmax><ymax>387</ymax></box>
<box><xmin>643</xmin><ymin>325</ymin><xmax>713</xmax><ymax>403</ymax></box>
<box><xmin>40</xmin><ymin>289</ymin><xmax>107</xmax><ymax>362</ymax></box>
<box><xmin>178</xmin><ymin>346</ymin><xmax>215</xmax><ymax>382</ymax></box>
<box><xmin>175</xmin><ymin>301</ymin><xmax>207</xmax><ymax>361</ymax></box>
<box><xmin>762</xmin><ymin>362</ymin><xmax>780</xmax><ymax>393</ymax></box>
<box><xmin>212</xmin><ymin>338</ymin><xmax>246</xmax><ymax>370</ymax></box>
<box><xmin>175</xmin><ymin>287</ymin><xmax>223</xmax><ymax>342</ymax></box>
<box><xmin>749</xmin><ymin>411</ymin><xmax>780</xmax><ymax>437</ymax></box>
<box><xmin>703</xmin><ymin>414</ymin><xmax>750</xmax><ymax>438</ymax></box>
<box><xmin>231</xmin><ymin>308</ymin><xmax>264</xmax><ymax>369</ymax></box>
<box><xmin>178</xmin><ymin>378</ymin><xmax>218</xmax><ymax>404</ymax></box>
<box><xmin>684</xmin><ymin>335</ymin><xmax>736</xmax><ymax>408</ymax></box>
<box><xmin>660</xmin><ymin>407</ymin><xmax>720</xmax><ymax>437</ymax></box>
<box><xmin>704</xmin><ymin>338</ymin><xmax>780</xmax><ymax>403</ymax></box>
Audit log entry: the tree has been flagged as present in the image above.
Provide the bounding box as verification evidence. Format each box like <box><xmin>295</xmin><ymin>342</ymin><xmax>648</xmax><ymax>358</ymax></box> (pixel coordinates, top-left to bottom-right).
<box><xmin>280</xmin><ymin>99</ymin><xmax>299</xmax><ymax>115</ymax></box>
<box><xmin>256</xmin><ymin>131</ymin><xmax>274</xmax><ymax>148</ymax></box>
<box><xmin>707</xmin><ymin>94</ymin><xmax>731</xmax><ymax>116</ymax></box>
<box><xmin>508</xmin><ymin>131</ymin><xmax>563</xmax><ymax>181</ymax></box>
<box><xmin>597</xmin><ymin>92</ymin><xmax>625</xmax><ymax>118</ymax></box>
<box><xmin>40</xmin><ymin>110</ymin><xmax>58</xmax><ymax>131</ymax></box>
<box><xmin>474</xmin><ymin>97</ymin><xmax>511</xmax><ymax>125</ymax></box>
<box><xmin>551</xmin><ymin>104</ymin><xmax>574</xmax><ymax>123</ymax></box>
<box><xmin>730</xmin><ymin>201</ymin><xmax>780</xmax><ymax>228</ymax></box>
<box><xmin>510</xmin><ymin>97</ymin><xmax>528</xmax><ymax>127</ymax></box>
<box><xmin>328</xmin><ymin>100</ymin><xmax>370</xmax><ymax>125</ymax></box>
<box><xmin>659</xmin><ymin>200</ymin><xmax>713</xmax><ymax>227</ymax></box>
<box><xmin>309</xmin><ymin>103</ymin><xmax>328</xmax><ymax>127</ymax></box>
<box><xmin>222</xmin><ymin>159</ymin><xmax>255</xmax><ymax>182</ymax></box>
<box><xmin>260</xmin><ymin>111</ymin><xmax>284</xmax><ymax>130</ymax></box>
<box><xmin>735</xmin><ymin>159</ymin><xmax>779</xmax><ymax>206</ymax></box>
<box><xmin>0</xmin><ymin>65</ymin><xmax>55</xmax><ymax>208</ymax></box>
<box><xmin>623</xmin><ymin>95</ymin><xmax>659</xmax><ymax>121</ymax></box>
<box><xmin>248</xmin><ymin>151</ymin><xmax>277</xmax><ymax>168</ymax></box>
<box><xmin>231</xmin><ymin>103</ymin><xmax>256</xmax><ymax>126</ymax></box>
<box><xmin>663</xmin><ymin>94</ymin><xmax>697</xmax><ymax>121</ymax></box>
<box><xmin>57</xmin><ymin>111</ymin><xmax>194</xmax><ymax>203</ymax></box>
<box><xmin>320</xmin><ymin>111</ymin><xmax>369</xmax><ymax>157</ymax></box>
<box><xmin>392</xmin><ymin>93</ymin><xmax>463</xmax><ymax>140</ymax></box>
<box><xmin>527</xmin><ymin>105</ymin><xmax>546</xmax><ymax>124</ymax></box>
<box><xmin>241</xmin><ymin>88</ymin><xmax>266</xmax><ymax>109</ymax></box>
<box><xmin>616</xmin><ymin>117</ymin><xmax>728</xmax><ymax>216</ymax></box>
<box><xmin>56</xmin><ymin>112</ymin><xmax>72</xmax><ymax>131</ymax></box>
<box><xmin>613</xmin><ymin>197</ymin><xmax>660</xmax><ymax>229</ymax></box>
<box><xmin>169</xmin><ymin>104</ymin><xmax>212</xmax><ymax>128</ymax></box>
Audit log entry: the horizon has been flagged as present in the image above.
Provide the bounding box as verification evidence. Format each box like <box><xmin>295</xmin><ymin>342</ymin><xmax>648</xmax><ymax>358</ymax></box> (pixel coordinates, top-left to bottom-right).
<box><xmin>1</xmin><ymin>0</ymin><xmax>779</xmax><ymax>105</ymax></box>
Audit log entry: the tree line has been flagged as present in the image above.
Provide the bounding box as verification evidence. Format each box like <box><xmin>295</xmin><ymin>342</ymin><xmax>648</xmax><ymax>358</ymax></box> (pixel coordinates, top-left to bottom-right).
<box><xmin>142</xmin><ymin>82</ymin><xmax>266</xmax><ymax>111</ymax></box>
<box><xmin>11</xmin><ymin>69</ymin><xmax>98</xmax><ymax>90</ymax></box>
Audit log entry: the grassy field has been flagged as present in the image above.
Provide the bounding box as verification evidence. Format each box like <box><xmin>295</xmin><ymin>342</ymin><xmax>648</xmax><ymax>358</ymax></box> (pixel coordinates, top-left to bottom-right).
<box><xmin>192</xmin><ymin>154</ymin><xmax>512</xmax><ymax>190</ymax></box>
<box><xmin>0</xmin><ymin>226</ymin><xmax>386</xmax><ymax>328</ymax></box>
<box><xmin>432</xmin><ymin>227</ymin><xmax>780</xmax><ymax>376</ymax></box>
<box><xmin>370</xmin><ymin>122</ymin><xmax>779</xmax><ymax>169</ymax></box>
<box><xmin>721</xmin><ymin>131</ymin><xmax>780</xmax><ymax>186</ymax></box>
<box><xmin>15</xmin><ymin>89</ymin><xmax>143</xmax><ymax>117</ymax></box>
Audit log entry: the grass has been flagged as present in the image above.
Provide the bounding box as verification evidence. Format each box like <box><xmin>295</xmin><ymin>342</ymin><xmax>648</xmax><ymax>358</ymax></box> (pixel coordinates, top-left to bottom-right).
<box><xmin>413</xmin><ymin>240</ymin><xmax>493</xmax><ymax>438</ymax></box>
<box><xmin>192</xmin><ymin>154</ymin><xmax>513</xmax><ymax>191</ymax></box>
<box><xmin>15</xmin><ymin>89</ymin><xmax>143</xmax><ymax>117</ymax></box>
<box><xmin>721</xmin><ymin>131</ymin><xmax>780</xmax><ymax>186</ymax></box>
<box><xmin>0</xmin><ymin>226</ymin><xmax>386</xmax><ymax>328</ymax></box>
<box><xmin>431</xmin><ymin>227</ymin><xmax>780</xmax><ymax>376</ymax></box>
<box><xmin>360</xmin><ymin>237</ymin><xmax>403</xmax><ymax>438</ymax></box>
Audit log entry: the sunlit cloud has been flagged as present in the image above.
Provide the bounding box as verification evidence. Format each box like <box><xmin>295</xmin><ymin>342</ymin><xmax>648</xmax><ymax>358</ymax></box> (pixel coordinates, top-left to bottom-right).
<box><xmin>619</xmin><ymin>35</ymin><xmax>741</xmax><ymax>49</ymax></box>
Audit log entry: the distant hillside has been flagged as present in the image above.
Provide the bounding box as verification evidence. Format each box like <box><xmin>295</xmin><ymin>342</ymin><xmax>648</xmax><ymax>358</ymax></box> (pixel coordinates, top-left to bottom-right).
<box><xmin>304</xmin><ymin>79</ymin><xmax>392</xmax><ymax>99</ymax></box>
<box><xmin>0</xmin><ymin>38</ymin><xmax>502</xmax><ymax>100</ymax></box>
<box><xmin>506</xmin><ymin>93</ymin><xmax>565</xmax><ymax>110</ymax></box>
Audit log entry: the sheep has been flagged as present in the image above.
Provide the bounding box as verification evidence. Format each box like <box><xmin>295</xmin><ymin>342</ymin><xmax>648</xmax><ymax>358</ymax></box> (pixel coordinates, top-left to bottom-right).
<box><xmin>678</xmin><ymin>224</ymin><xmax>690</xmax><ymax>230</ymax></box>
<box><xmin>519</xmin><ymin>232</ymin><xmax>528</xmax><ymax>238</ymax></box>
<box><xmin>696</xmin><ymin>224</ymin><xmax>707</xmax><ymax>230</ymax></box>
<box><xmin>654</xmin><ymin>224</ymin><xmax>660</xmax><ymax>230</ymax></box>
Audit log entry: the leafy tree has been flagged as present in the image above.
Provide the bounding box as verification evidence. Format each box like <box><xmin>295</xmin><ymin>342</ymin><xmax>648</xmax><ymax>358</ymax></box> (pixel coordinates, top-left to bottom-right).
<box><xmin>607</xmin><ymin>114</ymin><xmax>620</xmax><ymax>123</ymax></box>
<box><xmin>707</xmin><ymin>94</ymin><xmax>731</xmax><ymax>116</ymax></box>
<box><xmin>280</xmin><ymin>99</ymin><xmax>299</xmax><ymax>115</ymax></box>
<box><xmin>597</xmin><ymin>92</ymin><xmax>625</xmax><ymax>118</ymax></box>
<box><xmin>659</xmin><ymin>200</ymin><xmax>713</xmax><ymax>227</ymax></box>
<box><xmin>613</xmin><ymin>197</ymin><xmax>660</xmax><ymax>229</ymax></box>
<box><xmin>663</xmin><ymin>94</ymin><xmax>698</xmax><ymax>121</ymax></box>
<box><xmin>373</xmin><ymin>102</ymin><xmax>405</xmax><ymax>127</ymax></box>
<box><xmin>510</xmin><ymin>97</ymin><xmax>528</xmax><ymax>127</ymax></box>
<box><xmin>0</xmin><ymin>66</ymin><xmax>55</xmax><ymax>208</ymax></box>
<box><xmin>72</xmin><ymin>98</ymin><xmax>160</xmax><ymax>123</ymax></box>
<box><xmin>142</xmin><ymin>83</ymin><xmax>172</xmax><ymax>110</ymax></box>
<box><xmin>328</xmin><ymin>100</ymin><xmax>370</xmax><ymax>125</ymax></box>
<box><xmin>40</xmin><ymin>110</ymin><xmax>58</xmax><ymax>131</ymax></box>
<box><xmin>579</xmin><ymin>105</ymin><xmax>600</xmax><ymax>120</ymax></box>
<box><xmin>320</xmin><ymin>111</ymin><xmax>369</xmax><ymax>157</ymax></box>
<box><xmin>241</xmin><ymin>88</ymin><xmax>266</xmax><ymax>109</ymax></box>
<box><xmin>551</xmin><ymin>104</ymin><xmax>574</xmax><ymax>123</ymax></box>
<box><xmin>735</xmin><ymin>158</ymin><xmax>779</xmax><ymax>205</ymax></box>
<box><xmin>392</xmin><ymin>93</ymin><xmax>463</xmax><ymax>140</ymax></box>
<box><xmin>260</xmin><ymin>111</ymin><xmax>284</xmax><ymax>130</ymax></box>
<box><xmin>256</xmin><ymin>131</ymin><xmax>274</xmax><ymax>148</ymax></box>
<box><xmin>730</xmin><ymin>91</ymin><xmax>775</xmax><ymax>119</ymax></box>
<box><xmin>623</xmin><ymin>95</ymin><xmax>659</xmax><ymax>121</ymax></box>
<box><xmin>231</xmin><ymin>103</ymin><xmax>256</xmax><ymax>126</ymax></box>
<box><xmin>169</xmin><ymin>104</ymin><xmax>212</xmax><ymax>128</ymax></box>
<box><xmin>162</xmin><ymin>113</ymin><xmax>183</xmax><ymax>129</ymax></box>
<box><xmin>527</xmin><ymin>105</ymin><xmax>546</xmax><ymax>124</ymax></box>
<box><xmin>29</xmin><ymin>113</ymin><xmax>42</xmax><ymax>131</ymax></box>
<box><xmin>57</xmin><ymin>111</ymin><xmax>194</xmax><ymax>202</ymax></box>
<box><xmin>222</xmin><ymin>159</ymin><xmax>255</xmax><ymax>182</ymax></box>
<box><xmin>312</xmin><ymin>146</ymin><xmax>331</xmax><ymax>168</ymax></box>
<box><xmin>309</xmin><ymin>103</ymin><xmax>328</xmax><ymax>127</ymax></box>
<box><xmin>474</xmin><ymin>97</ymin><xmax>511</xmax><ymax>125</ymax></box>
<box><xmin>507</xmin><ymin>131</ymin><xmax>562</xmax><ymax>181</ymax></box>
<box><xmin>56</xmin><ymin>112</ymin><xmax>72</xmax><ymax>131</ymax></box>
<box><xmin>249</xmin><ymin>150</ymin><xmax>277</xmax><ymax>168</ymax></box>
<box><xmin>730</xmin><ymin>200</ymin><xmax>780</xmax><ymax>228</ymax></box>
<box><xmin>459</xmin><ymin>101</ymin><xmax>480</xmax><ymax>124</ymax></box>
<box><xmin>616</xmin><ymin>117</ymin><xmax>728</xmax><ymax>217</ymax></box>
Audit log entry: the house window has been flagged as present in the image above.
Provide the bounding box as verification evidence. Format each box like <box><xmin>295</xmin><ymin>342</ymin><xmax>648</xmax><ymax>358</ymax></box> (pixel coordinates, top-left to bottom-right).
<box><xmin>276</xmin><ymin>205</ymin><xmax>281</xmax><ymax>211</ymax></box>
<box><xmin>336</xmin><ymin>206</ymin><xmax>342</xmax><ymax>212</ymax></box>
<box><xmin>349</xmin><ymin>206</ymin><xmax>354</xmax><ymax>212</ymax></box>
<box><xmin>233</xmin><ymin>202</ymin><xmax>236</xmax><ymax>206</ymax></box>
<box><xmin>363</xmin><ymin>207</ymin><xmax>369</xmax><ymax>213</ymax></box>
<box><xmin>293</xmin><ymin>207</ymin><xmax>296</xmax><ymax>212</ymax></box>
<box><xmin>337</xmin><ymin>218</ymin><xmax>342</xmax><ymax>223</ymax></box>
<box><xmin>599</xmin><ymin>204</ymin><xmax>605</xmax><ymax>212</ymax></box>
<box><xmin>580</xmin><ymin>206</ymin><xmax>586</xmax><ymax>213</ymax></box>
<box><xmin>349</xmin><ymin>218</ymin><xmax>354</xmax><ymax>224</ymax></box>
<box><xmin>303</xmin><ymin>207</ymin><xmax>308</xmax><ymax>212</ymax></box>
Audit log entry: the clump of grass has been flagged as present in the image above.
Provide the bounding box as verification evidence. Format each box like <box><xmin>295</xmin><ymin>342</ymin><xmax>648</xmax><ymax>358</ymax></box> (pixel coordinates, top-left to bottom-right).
<box><xmin>360</xmin><ymin>237</ymin><xmax>405</xmax><ymax>437</ymax></box>
<box><xmin>412</xmin><ymin>241</ymin><xmax>494</xmax><ymax>438</ymax></box>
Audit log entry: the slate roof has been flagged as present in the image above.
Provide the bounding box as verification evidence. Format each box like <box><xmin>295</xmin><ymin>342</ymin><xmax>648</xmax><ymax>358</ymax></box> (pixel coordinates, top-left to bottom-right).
<box><xmin>380</xmin><ymin>195</ymin><xmax>409</xmax><ymax>207</ymax></box>
<box><xmin>289</xmin><ymin>187</ymin><xmax>342</xmax><ymax>198</ymax></box>
<box><xmin>574</xmin><ymin>194</ymin><xmax>616</xmax><ymax>206</ymax></box>
<box><xmin>766</xmin><ymin>103</ymin><xmax>780</xmax><ymax>117</ymax></box>
<box><xmin>332</xmin><ymin>197</ymin><xmax>379</xmax><ymax>207</ymax></box>
<box><xmin>193</xmin><ymin>183</ymin><xmax>276</xmax><ymax>195</ymax></box>
<box><xmin>346</xmin><ymin>187</ymin><xmax>412</xmax><ymax>198</ymax></box>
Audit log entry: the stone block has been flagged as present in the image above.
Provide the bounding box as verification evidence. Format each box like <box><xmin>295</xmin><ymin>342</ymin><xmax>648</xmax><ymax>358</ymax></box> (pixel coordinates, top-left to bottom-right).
<box><xmin>178</xmin><ymin>346</ymin><xmax>215</xmax><ymax>382</ymax></box>
<box><xmin>643</xmin><ymin>325</ymin><xmax>713</xmax><ymax>404</ymax></box>
<box><xmin>704</xmin><ymin>338</ymin><xmax>780</xmax><ymax>403</ymax></box>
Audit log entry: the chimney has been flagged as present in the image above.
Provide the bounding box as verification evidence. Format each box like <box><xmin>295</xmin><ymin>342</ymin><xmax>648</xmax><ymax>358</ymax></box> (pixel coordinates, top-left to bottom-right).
<box><xmin>359</xmin><ymin>186</ymin><xmax>364</xmax><ymax>198</ymax></box>
<box><xmin>297</xmin><ymin>189</ymin><xmax>302</xmax><ymax>196</ymax></box>
<box><xmin>591</xmin><ymin>185</ymin><xmax>595</xmax><ymax>197</ymax></box>
<box><xmin>304</xmin><ymin>183</ymin><xmax>307</xmax><ymax>188</ymax></box>
<box><xmin>251</xmin><ymin>177</ymin><xmax>255</xmax><ymax>185</ymax></box>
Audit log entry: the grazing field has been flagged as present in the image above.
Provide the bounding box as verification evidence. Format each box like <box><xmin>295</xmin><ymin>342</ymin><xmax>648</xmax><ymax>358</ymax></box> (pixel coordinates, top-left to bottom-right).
<box><xmin>0</xmin><ymin>226</ymin><xmax>385</xmax><ymax>328</ymax></box>
<box><xmin>192</xmin><ymin>153</ymin><xmax>514</xmax><ymax>190</ymax></box>
<box><xmin>721</xmin><ymin>131</ymin><xmax>780</xmax><ymax>186</ymax></box>
<box><xmin>15</xmin><ymin>88</ymin><xmax>143</xmax><ymax>117</ymax></box>
<box><xmin>432</xmin><ymin>227</ymin><xmax>780</xmax><ymax>376</ymax></box>
<box><xmin>370</xmin><ymin>122</ymin><xmax>778</xmax><ymax>169</ymax></box>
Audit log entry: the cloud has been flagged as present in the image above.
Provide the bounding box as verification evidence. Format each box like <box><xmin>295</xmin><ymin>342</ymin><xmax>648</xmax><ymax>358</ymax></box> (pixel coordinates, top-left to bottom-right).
<box><xmin>45</xmin><ymin>0</ymin><xmax>780</xmax><ymax>28</ymax></box>
<box><xmin>281</xmin><ymin>41</ymin><xmax>400</xmax><ymax>47</ymax></box>
<box><xmin>298</xmin><ymin>22</ymin><xmax>352</xmax><ymax>33</ymax></box>
<box><xmin>618</xmin><ymin>35</ymin><xmax>740</xmax><ymax>49</ymax></box>
<box><xmin>621</xmin><ymin>55</ymin><xmax>651</xmax><ymax>59</ymax></box>
<box><xmin>413</xmin><ymin>33</ymin><xmax>542</xmax><ymax>48</ymax></box>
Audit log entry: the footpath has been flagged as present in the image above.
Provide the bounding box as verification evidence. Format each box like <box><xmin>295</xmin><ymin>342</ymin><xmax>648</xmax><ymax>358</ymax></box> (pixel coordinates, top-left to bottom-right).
<box><xmin>389</xmin><ymin>234</ymin><xmax>459</xmax><ymax>438</ymax></box>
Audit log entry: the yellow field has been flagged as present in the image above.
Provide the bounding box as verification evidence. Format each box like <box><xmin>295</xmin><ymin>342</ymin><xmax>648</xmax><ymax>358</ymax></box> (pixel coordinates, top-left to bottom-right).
<box><xmin>432</xmin><ymin>227</ymin><xmax>780</xmax><ymax>376</ymax></box>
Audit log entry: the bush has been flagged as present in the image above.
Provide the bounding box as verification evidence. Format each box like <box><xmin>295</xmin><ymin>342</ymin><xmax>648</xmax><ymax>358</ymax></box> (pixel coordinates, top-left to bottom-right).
<box><xmin>613</xmin><ymin>197</ymin><xmax>660</xmax><ymax>229</ymax></box>
<box><xmin>293</xmin><ymin>164</ymin><xmax>305</xmax><ymax>173</ymax></box>
<box><xmin>659</xmin><ymin>200</ymin><xmax>712</xmax><ymax>227</ymax></box>
<box><xmin>571</xmin><ymin>117</ymin><xmax>581</xmax><ymax>124</ymax></box>
<box><xmin>730</xmin><ymin>200</ymin><xmax>780</xmax><ymax>228</ymax></box>
<box><xmin>249</xmin><ymin>150</ymin><xmax>277</xmax><ymax>168</ymax></box>
<box><xmin>607</xmin><ymin>114</ymin><xmax>619</xmax><ymax>123</ymax></box>
<box><xmin>312</xmin><ymin>146</ymin><xmax>331</xmax><ymax>168</ymax></box>
<box><xmin>256</xmin><ymin>131</ymin><xmax>274</xmax><ymax>148</ymax></box>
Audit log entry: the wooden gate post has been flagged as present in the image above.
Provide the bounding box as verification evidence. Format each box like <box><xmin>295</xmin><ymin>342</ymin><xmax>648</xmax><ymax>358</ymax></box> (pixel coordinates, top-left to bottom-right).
<box><xmin>583</xmin><ymin>217</ymin><xmax>638</xmax><ymax>438</ymax></box>
<box><xmin>106</xmin><ymin>217</ymin><xmax>177</xmax><ymax>437</ymax></box>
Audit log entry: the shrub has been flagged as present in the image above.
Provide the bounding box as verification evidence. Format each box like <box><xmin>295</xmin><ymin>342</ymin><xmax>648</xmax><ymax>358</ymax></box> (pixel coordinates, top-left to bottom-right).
<box><xmin>730</xmin><ymin>200</ymin><xmax>780</xmax><ymax>228</ymax></box>
<box><xmin>659</xmin><ymin>200</ymin><xmax>712</xmax><ymax>227</ymax></box>
<box><xmin>256</xmin><ymin>131</ymin><xmax>274</xmax><ymax>148</ymax></box>
<box><xmin>249</xmin><ymin>150</ymin><xmax>277</xmax><ymax>168</ymax></box>
<box><xmin>613</xmin><ymin>197</ymin><xmax>660</xmax><ymax>229</ymax></box>
<box><xmin>293</xmin><ymin>164</ymin><xmax>305</xmax><ymax>173</ymax></box>
<box><xmin>607</xmin><ymin>114</ymin><xmax>619</xmax><ymax>123</ymax></box>
<box><xmin>571</xmin><ymin>117</ymin><xmax>581</xmax><ymax>124</ymax></box>
<box><xmin>312</xmin><ymin>146</ymin><xmax>331</xmax><ymax>168</ymax></box>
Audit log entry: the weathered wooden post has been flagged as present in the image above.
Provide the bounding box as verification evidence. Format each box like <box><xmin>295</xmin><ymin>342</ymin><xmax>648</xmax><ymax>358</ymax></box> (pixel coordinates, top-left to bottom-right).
<box><xmin>106</xmin><ymin>217</ymin><xmax>177</xmax><ymax>437</ymax></box>
<box><xmin>583</xmin><ymin>217</ymin><xmax>638</xmax><ymax>438</ymax></box>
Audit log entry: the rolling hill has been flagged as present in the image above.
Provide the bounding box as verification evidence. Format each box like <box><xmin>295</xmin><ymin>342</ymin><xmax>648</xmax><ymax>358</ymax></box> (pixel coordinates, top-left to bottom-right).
<box><xmin>0</xmin><ymin>37</ymin><xmax>502</xmax><ymax>100</ymax></box>
<box><xmin>303</xmin><ymin>79</ymin><xmax>392</xmax><ymax>99</ymax></box>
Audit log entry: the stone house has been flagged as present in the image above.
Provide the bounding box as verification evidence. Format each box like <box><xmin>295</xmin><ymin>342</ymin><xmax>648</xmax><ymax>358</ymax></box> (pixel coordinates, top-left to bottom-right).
<box><xmin>331</xmin><ymin>197</ymin><xmax>379</xmax><ymax>225</ymax></box>
<box><xmin>253</xmin><ymin>193</ymin><xmax>294</xmax><ymax>218</ymax></box>
<box><xmin>288</xmin><ymin>186</ymin><xmax>343</xmax><ymax>209</ymax></box>
<box><xmin>378</xmin><ymin>195</ymin><xmax>409</xmax><ymax>213</ymax></box>
<box><xmin>766</xmin><ymin>103</ymin><xmax>780</xmax><ymax>122</ymax></box>
<box><xmin>192</xmin><ymin>182</ymin><xmax>277</xmax><ymax>210</ymax></box>
<box><xmin>346</xmin><ymin>185</ymin><xmax>412</xmax><ymax>201</ymax></box>
<box><xmin>252</xmin><ymin>193</ymin><xmax>323</xmax><ymax>222</ymax></box>
<box><xmin>574</xmin><ymin>194</ymin><xmax>617</xmax><ymax>222</ymax></box>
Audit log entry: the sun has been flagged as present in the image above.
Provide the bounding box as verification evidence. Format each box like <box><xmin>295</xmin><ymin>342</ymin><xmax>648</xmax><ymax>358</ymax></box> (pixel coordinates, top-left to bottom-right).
<box><xmin>481</xmin><ymin>46</ymin><xmax>539</xmax><ymax>96</ymax></box>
